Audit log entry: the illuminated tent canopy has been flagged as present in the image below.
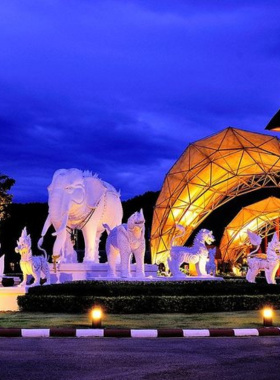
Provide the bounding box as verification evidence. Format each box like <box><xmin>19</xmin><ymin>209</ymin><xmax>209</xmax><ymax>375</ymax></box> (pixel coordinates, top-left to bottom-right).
<box><xmin>220</xmin><ymin>196</ymin><xmax>280</xmax><ymax>263</ymax></box>
<box><xmin>151</xmin><ymin>127</ymin><xmax>280</xmax><ymax>264</ymax></box>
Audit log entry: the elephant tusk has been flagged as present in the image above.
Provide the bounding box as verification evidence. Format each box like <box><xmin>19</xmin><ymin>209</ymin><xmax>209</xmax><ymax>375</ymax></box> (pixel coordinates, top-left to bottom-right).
<box><xmin>52</xmin><ymin>213</ymin><xmax>69</xmax><ymax>236</ymax></box>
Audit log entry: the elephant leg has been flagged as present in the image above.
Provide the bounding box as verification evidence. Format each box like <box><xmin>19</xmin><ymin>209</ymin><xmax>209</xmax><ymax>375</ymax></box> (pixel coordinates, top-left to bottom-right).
<box><xmin>82</xmin><ymin>226</ymin><xmax>97</xmax><ymax>263</ymax></box>
<box><xmin>94</xmin><ymin>229</ymin><xmax>104</xmax><ymax>263</ymax></box>
<box><xmin>133</xmin><ymin>246</ymin><xmax>145</xmax><ymax>278</ymax></box>
<box><xmin>64</xmin><ymin>233</ymin><xmax>77</xmax><ymax>263</ymax></box>
<box><xmin>53</xmin><ymin>228</ymin><xmax>67</xmax><ymax>263</ymax></box>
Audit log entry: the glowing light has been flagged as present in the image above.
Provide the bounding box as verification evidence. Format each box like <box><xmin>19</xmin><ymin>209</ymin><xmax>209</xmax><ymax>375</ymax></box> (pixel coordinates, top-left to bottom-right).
<box><xmin>91</xmin><ymin>307</ymin><xmax>103</xmax><ymax>328</ymax></box>
<box><xmin>263</xmin><ymin>307</ymin><xmax>273</xmax><ymax>327</ymax></box>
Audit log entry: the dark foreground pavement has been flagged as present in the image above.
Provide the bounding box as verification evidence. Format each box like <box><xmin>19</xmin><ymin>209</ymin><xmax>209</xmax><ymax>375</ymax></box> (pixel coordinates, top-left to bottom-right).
<box><xmin>1</xmin><ymin>337</ymin><xmax>280</xmax><ymax>380</ymax></box>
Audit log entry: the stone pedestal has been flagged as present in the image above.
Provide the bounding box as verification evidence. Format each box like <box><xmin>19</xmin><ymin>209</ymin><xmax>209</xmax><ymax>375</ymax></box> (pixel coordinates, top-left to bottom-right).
<box><xmin>0</xmin><ymin>286</ymin><xmax>27</xmax><ymax>311</ymax></box>
<box><xmin>49</xmin><ymin>263</ymin><xmax>158</xmax><ymax>283</ymax></box>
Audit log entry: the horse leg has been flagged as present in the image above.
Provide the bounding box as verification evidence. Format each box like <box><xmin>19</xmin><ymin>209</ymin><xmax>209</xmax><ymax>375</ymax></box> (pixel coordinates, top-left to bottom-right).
<box><xmin>265</xmin><ymin>261</ymin><xmax>279</xmax><ymax>284</ymax></box>
<box><xmin>246</xmin><ymin>267</ymin><xmax>259</xmax><ymax>283</ymax></box>
<box><xmin>107</xmin><ymin>246</ymin><xmax>119</xmax><ymax>278</ymax></box>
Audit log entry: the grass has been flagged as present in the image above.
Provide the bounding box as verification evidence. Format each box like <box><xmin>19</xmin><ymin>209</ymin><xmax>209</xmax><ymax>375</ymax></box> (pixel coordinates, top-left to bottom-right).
<box><xmin>0</xmin><ymin>310</ymin><xmax>279</xmax><ymax>329</ymax></box>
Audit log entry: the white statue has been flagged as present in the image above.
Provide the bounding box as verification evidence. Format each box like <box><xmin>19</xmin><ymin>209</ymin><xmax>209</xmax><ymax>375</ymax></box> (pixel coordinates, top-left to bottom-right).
<box><xmin>246</xmin><ymin>231</ymin><xmax>280</xmax><ymax>284</ymax></box>
<box><xmin>0</xmin><ymin>248</ymin><xmax>4</xmax><ymax>276</ymax></box>
<box><xmin>206</xmin><ymin>247</ymin><xmax>217</xmax><ymax>275</ymax></box>
<box><xmin>15</xmin><ymin>227</ymin><xmax>50</xmax><ymax>287</ymax></box>
<box><xmin>104</xmin><ymin>209</ymin><xmax>146</xmax><ymax>278</ymax></box>
<box><xmin>168</xmin><ymin>225</ymin><xmax>215</xmax><ymax>277</ymax></box>
<box><xmin>38</xmin><ymin>169</ymin><xmax>123</xmax><ymax>264</ymax></box>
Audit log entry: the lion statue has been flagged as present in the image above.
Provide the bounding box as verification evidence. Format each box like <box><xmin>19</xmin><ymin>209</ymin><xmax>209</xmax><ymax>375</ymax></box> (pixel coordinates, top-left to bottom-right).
<box><xmin>246</xmin><ymin>231</ymin><xmax>280</xmax><ymax>284</ymax></box>
<box><xmin>15</xmin><ymin>227</ymin><xmax>51</xmax><ymax>287</ymax></box>
<box><xmin>104</xmin><ymin>209</ymin><xmax>145</xmax><ymax>278</ymax></box>
<box><xmin>168</xmin><ymin>225</ymin><xmax>215</xmax><ymax>277</ymax></box>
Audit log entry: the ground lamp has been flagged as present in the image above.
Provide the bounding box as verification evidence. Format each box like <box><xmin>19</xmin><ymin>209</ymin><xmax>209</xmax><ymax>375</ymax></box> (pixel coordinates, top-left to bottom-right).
<box><xmin>265</xmin><ymin>109</ymin><xmax>280</xmax><ymax>131</ymax></box>
<box><xmin>263</xmin><ymin>307</ymin><xmax>273</xmax><ymax>327</ymax></box>
<box><xmin>91</xmin><ymin>307</ymin><xmax>103</xmax><ymax>328</ymax></box>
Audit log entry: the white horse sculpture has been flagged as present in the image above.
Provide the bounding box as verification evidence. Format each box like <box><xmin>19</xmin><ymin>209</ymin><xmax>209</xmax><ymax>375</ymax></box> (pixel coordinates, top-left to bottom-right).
<box><xmin>104</xmin><ymin>209</ymin><xmax>145</xmax><ymax>278</ymax></box>
<box><xmin>246</xmin><ymin>230</ymin><xmax>280</xmax><ymax>284</ymax></box>
<box><xmin>15</xmin><ymin>227</ymin><xmax>50</xmax><ymax>287</ymax></box>
<box><xmin>168</xmin><ymin>225</ymin><xmax>215</xmax><ymax>277</ymax></box>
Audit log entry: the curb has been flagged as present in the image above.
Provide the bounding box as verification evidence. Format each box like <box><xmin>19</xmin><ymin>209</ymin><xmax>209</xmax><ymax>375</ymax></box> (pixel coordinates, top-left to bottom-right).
<box><xmin>0</xmin><ymin>327</ymin><xmax>280</xmax><ymax>338</ymax></box>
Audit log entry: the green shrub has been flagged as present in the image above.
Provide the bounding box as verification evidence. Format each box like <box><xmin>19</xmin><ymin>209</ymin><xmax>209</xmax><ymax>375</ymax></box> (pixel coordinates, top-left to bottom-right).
<box><xmin>17</xmin><ymin>294</ymin><xmax>280</xmax><ymax>314</ymax></box>
<box><xmin>26</xmin><ymin>279</ymin><xmax>280</xmax><ymax>297</ymax></box>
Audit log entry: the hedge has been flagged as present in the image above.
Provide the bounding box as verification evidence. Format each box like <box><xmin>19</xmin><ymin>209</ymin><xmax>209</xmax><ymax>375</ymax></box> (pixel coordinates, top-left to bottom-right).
<box><xmin>17</xmin><ymin>294</ymin><xmax>280</xmax><ymax>314</ymax></box>
<box><xmin>25</xmin><ymin>279</ymin><xmax>280</xmax><ymax>297</ymax></box>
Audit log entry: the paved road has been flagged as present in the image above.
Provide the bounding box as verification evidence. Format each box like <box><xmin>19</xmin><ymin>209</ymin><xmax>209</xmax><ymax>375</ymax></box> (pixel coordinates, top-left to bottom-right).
<box><xmin>1</xmin><ymin>337</ymin><xmax>280</xmax><ymax>380</ymax></box>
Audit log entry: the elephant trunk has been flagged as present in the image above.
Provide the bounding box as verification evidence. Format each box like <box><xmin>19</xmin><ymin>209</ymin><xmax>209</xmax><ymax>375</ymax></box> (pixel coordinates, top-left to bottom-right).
<box><xmin>49</xmin><ymin>189</ymin><xmax>70</xmax><ymax>225</ymax></box>
<box><xmin>48</xmin><ymin>189</ymin><xmax>71</xmax><ymax>258</ymax></box>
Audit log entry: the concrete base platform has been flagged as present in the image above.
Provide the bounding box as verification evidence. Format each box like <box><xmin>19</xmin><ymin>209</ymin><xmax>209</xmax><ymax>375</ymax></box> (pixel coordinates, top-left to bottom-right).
<box><xmin>49</xmin><ymin>263</ymin><xmax>158</xmax><ymax>284</ymax></box>
<box><xmin>0</xmin><ymin>286</ymin><xmax>28</xmax><ymax>311</ymax></box>
<box><xmin>156</xmin><ymin>275</ymin><xmax>224</xmax><ymax>281</ymax></box>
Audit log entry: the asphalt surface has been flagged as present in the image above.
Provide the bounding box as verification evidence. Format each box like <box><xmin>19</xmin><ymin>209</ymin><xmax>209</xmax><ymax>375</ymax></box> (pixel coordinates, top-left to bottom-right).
<box><xmin>1</xmin><ymin>337</ymin><xmax>280</xmax><ymax>380</ymax></box>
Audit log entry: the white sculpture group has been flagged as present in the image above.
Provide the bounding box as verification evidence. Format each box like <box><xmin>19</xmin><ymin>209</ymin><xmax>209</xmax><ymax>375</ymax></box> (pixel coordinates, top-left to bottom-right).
<box><xmin>13</xmin><ymin>168</ymin><xmax>220</xmax><ymax>285</ymax></box>
<box><xmin>168</xmin><ymin>225</ymin><xmax>215</xmax><ymax>277</ymax></box>
<box><xmin>246</xmin><ymin>230</ymin><xmax>280</xmax><ymax>284</ymax></box>
<box><xmin>28</xmin><ymin>168</ymin><xmax>145</xmax><ymax>280</ymax></box>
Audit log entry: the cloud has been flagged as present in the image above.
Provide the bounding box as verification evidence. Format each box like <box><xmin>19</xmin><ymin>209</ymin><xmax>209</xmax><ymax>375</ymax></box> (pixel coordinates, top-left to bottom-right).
<box><xmin>0</xmin><ymin>1</ymin><xmax>280</xmax><ymax>202</ymax></box>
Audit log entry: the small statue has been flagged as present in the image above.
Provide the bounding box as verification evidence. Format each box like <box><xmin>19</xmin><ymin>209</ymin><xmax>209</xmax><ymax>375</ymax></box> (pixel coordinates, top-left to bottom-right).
<box><xmin>15</xmin><ymin>227</ymin><xmax>51</xmax><ymax>287</ymax></box>
<box><xmin>104</xmin><ymin>209</ymin><xmax>145</xmax><ymax>278</ymax></box>
<box><xmin>206</xmin><ymin>247</ymin><xmax>217</xmax><ymax>276</ymax></box>
<box><xmin>168</xmin><ymin>225</ymin><xmax>215</xmax><ymax>277</ymax></box>
<box><xmin>246</xmin><ymin>231</ymin><xmax>280</xmax><ymax>284</ymax></box>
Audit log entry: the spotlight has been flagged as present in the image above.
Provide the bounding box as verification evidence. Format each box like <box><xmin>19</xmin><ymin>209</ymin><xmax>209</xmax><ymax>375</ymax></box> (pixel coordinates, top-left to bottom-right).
<box><xmin>91</xmin><ymin>307</ymin><xmax>103</xmax><ymax>328</ymax></box>
<box><xmin>263</xmin><ymin>307</ymin><xmax>273</xmax><ymax>327</ymax></box>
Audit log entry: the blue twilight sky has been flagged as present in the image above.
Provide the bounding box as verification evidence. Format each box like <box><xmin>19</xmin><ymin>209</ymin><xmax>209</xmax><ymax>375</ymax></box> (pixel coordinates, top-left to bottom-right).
<box><xmin>0</xmin><ymin>0</ymin><xmax>280</xmax><ymax>203</ymax></box>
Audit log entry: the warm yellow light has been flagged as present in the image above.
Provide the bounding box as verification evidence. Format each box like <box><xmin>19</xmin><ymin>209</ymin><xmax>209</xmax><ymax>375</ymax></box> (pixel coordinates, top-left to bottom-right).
<box><xmin>263</xmin><ymin>307</ymin><xmax>273</xmax><ymax>327</ymax></box>
<box><xmin>263</xmin><ymin>308</ymin><xmax>273</xmax><ymax>319</ymax></box>
<box><xmin>92</xmin><ymin>308</ymin><xmax>102</xmax><ymax>320</ymax></box>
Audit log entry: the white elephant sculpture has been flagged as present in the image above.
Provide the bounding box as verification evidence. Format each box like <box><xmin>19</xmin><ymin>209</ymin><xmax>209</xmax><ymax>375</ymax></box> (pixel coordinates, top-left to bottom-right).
<box><xmin>38</xmin><ymin>168</ymin><xmax>123</xmax><ymax>263</ymax></box>
<box><xmin>104</xmin><ymin>209</ymin><xmax>146</xmax><ymax>278</ymax></box>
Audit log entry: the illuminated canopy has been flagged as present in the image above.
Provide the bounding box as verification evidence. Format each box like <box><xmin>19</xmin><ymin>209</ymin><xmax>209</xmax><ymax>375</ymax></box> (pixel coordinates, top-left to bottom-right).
<box><xmin>151</xmin><ymin>127</ymin><xmax>280</xmax><ymax>264</ymax></box>
<box><xmin>220</xmin><ymin>196</ymin><xmax>280</xmax><ymax>263</ymax></box>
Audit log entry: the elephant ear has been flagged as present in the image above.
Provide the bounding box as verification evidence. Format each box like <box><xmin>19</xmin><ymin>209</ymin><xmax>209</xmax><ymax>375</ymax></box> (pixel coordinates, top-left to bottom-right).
<box><xmin>84</xmin><ymin>176</ymin><xmax>107</xmax><ymax>208</ymax></box>
<box><xmin>71</xmin><ymin>186</ymin><xmax>85</xmax><ymax>204</ymax></box>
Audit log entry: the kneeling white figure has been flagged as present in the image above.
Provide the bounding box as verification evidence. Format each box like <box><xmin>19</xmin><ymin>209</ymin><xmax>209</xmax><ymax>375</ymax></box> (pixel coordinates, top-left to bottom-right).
<box><xmin>104</xmin><ymin>209</ymin><xmax>146</xmax><ymax>278</ymax></box>
<box><xmin>168</xmin><ymin>225</ymin><xmax>215</xmax><ymax>277</ymax></box>
<box><xmin>15</xmin><ymin>227</ymin><xmax>50</xmax><ymax>287</ymax></box>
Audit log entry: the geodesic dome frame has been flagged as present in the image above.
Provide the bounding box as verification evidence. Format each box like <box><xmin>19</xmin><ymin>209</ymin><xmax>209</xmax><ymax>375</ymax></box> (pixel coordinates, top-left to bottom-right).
<box><xmin>151</xmin><ymin>127</ymin><xmax>280</xmax><ymax>264</ymax></box>
<box><xmin>220</xmin><ymin>196</ymin><xmax>280</xmax><ymax>263</ymax></box>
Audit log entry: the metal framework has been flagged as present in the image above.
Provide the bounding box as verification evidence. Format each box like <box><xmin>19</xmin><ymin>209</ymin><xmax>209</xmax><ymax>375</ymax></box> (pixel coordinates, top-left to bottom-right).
<box><xmin>151</xmin><ymin>127</ymin><xmax>280</xmax><ymax>264</ymax></box>
<box><xmin>220</xmin><ymin>196</ymin><xmax>280</xmax><ymax>263</ymax></box>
